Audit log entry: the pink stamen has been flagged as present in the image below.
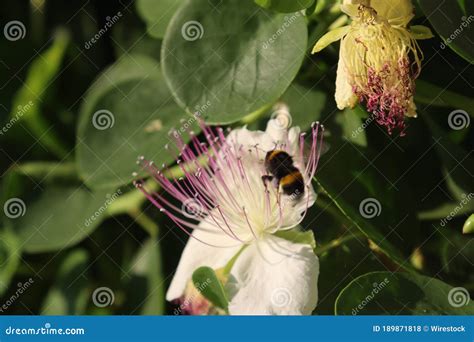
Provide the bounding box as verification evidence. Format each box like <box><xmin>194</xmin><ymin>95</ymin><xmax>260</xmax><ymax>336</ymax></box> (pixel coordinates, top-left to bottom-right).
<box><xmin>135</xmin><ymin>121</ymin><xmax>324</xmax><ymax>247</ymax></box>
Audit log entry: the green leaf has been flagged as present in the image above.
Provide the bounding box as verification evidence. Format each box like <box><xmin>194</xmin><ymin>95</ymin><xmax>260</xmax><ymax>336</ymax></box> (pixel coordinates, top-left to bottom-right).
<box><xmin>136</xmin><ymin>0</ymin><xmax>184</xmax><ymax>39</ymax></box>
<box><xmin>316</xmin><ymin>178</ymin><xmax>410</xmax><ymax>269</ymax></box>
<box><xmin>424</xmin><ymin>118</ymin><xmax>474</xmax><ymax>200</ymax></box>
<box><xmin>274</xmin><ymin>226</ymin><xmax>316</xmax><ymax>250</ymax></box>
<box><xmin>418</xmin><ymin>0</ymin><xmax>474</xmax><ymax>64</ymax></box>
<box><xmin>315</xmin><ymin>235</ymin><xmax>384</xmax><ymax>314</ymax></box>
<box><xmin>125</xmin><ymin>239</ymin><xmax>165</xmax><ymax>314</ymax></box>
<box><xmin>112</xmin><ymin>13</ymin><xmax>163</xmax><ymax>58</ymax></box>
<box><xmin>192</xmin><ymin>266</ymin><xmax>229</xmax><ymax>311</ymax></box>
<box><xmin>77</xmin><ymin>54</ymin><xmax>191</xmax><ymax>190</ymax></box>
<box><xmin>162</xmin><ymin>0</ymin><xmax>308</xmax><ymax>124</ymax></box>
<box><xmin>336</xmin><ymin>271</ymin><xmax>474</xmax><ymax>315</ymax></box>
<box><xmin>12</xmin><ymin>185</ymin><xmax>110</xmax><ymax>253</ymax></box>
<box><xmin>440</xmin><ymin>232</ymin><xmax>473</xmax><ymax>281</ymax></box>
<box><xmin>415</xmin><ymin>80</ymin><xmax>474</xmax><ymax>114</ymax></box>
<box><xmin>255</xmin><ymin>0</ymin><xmax>315</xmax><ymax>13</ymax></box>
<box><xmin>0</xmin><ymin>229</ymin><xmax>21</xmax><ymax>296</ymax></box>
<box><xmin>313</xmin><ymin>136</ymin><xmax>416</xmax><ymax>270</ymax></box>
<box><xmin>463</xmin><ymin>214</ymin><xmax>474</xmax><ymax>234</ymax></box>
<box><xmin>11</xmin><ymin>162</ymin><xmax>77</xmax><ymax>183</ymax></box>
<box><xmin>9</xmin><ymin>30</ymin><xmax>70</xmax><ymax>158</ymax></box>
<box><xmin>280</xmin><ymin>84</ymin><xmax>327</xmax><ymax>132</ymax></box>
<box><xmin>41</xmin><ymin>249</ymin><xmax>90</xmax><ymax>314</ymax></box>
<box><xmin>418</xmin><ymin>201</ymin><xmax>474</xmax><ymax>221</ymax></box>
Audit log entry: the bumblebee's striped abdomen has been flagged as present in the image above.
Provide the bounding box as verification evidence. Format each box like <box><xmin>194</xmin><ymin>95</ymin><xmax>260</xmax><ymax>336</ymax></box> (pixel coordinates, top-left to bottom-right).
<box><xmin>265</xmin><ymin>150</ymin><xmax>294</xmax><ymax>179</ymax></box>
<box><xmin>280</xmin><ymin>169</ymin><xmax>305</xmax><ymax>198</ymax></box>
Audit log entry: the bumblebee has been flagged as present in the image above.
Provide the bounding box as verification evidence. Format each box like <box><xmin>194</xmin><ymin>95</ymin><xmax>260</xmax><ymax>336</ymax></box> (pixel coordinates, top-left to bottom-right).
<box><xmin>263</xmin><ymin>150</ymin><xmax>305</xmax><ymax>199</ymax></box>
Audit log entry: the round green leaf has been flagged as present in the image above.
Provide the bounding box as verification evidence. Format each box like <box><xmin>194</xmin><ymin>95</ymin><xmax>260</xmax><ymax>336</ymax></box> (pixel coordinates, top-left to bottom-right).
<box><xmin>77</xmin><ymin>54</ymin><xmax>190</xmax><ymax>190</ymax></box>
<box><xmin>336</xmin><ymin>271</ymin><xmax>474</xmax><ymax>315</ymax></box>
<box><xmin>255</xmin><ymin>0</ymin><xmax>315</xmax><ymax>13</ymax></box>
<box><xmin>13</xmin><ymin>186</ymin><xmax>110</xmax><ymax>253</ymax></box>
<box><xmin>162</xmin><ymin>0</ymin><xmax>308</xmax><ymax>124</ymax></box>
<box><xmin>136</xmin><ymin>0</ymin><xmax>184</xmax><ymax>39</ymax></box>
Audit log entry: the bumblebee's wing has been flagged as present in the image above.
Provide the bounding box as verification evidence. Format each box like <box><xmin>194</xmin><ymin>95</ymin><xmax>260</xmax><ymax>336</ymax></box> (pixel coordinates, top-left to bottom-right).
<box><xmin>302</xmin><ymin>137</ymin><xmax>330</xmax><ymax>161</ymax></box>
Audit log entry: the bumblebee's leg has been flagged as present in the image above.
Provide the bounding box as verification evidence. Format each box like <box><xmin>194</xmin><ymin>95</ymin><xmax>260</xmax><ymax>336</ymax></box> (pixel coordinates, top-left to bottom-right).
<box><xmin>261</xmin><ymin>175</ymin><xmax>273</xmax><ymax>185</ymax></box>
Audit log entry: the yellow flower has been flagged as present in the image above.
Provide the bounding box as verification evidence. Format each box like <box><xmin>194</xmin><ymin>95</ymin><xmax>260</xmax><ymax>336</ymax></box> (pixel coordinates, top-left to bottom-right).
<box><xmin>313</xmin><ymin>0</ymin><xmax>433</xmax><ymax>135</ymax></box>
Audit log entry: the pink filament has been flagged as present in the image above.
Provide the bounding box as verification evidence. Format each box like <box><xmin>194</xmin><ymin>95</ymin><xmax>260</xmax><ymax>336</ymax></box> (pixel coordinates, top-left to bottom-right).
<box><xmin>134</xmin><ymin>121</ymin><xmax>323</xmax><ymax>247</ymax></box>
<box><xmin>354</xmin><ymin>57</ymin><xmax>416</xmax><ymax>136</ymax></box>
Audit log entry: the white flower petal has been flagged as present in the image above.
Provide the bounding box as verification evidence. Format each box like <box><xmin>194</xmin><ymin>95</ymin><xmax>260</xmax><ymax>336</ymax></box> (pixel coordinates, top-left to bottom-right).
<box><xmin>335</xmin><ymin>40</ymin><xmax>358</xmax><ymax>110</ymax></box>
<box><xmin>166</xmin><ymin>219</ymin><xmax>242</xmax><ymax>301</ymax></box>
<box><xmin>227</xmin><ymin>234</ymin><xmax>319</xmax><ymax>315</ymax></box>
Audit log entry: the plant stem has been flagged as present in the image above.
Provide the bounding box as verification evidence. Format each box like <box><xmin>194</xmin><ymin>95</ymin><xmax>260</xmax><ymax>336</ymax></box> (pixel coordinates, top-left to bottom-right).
<box><xmin>314</xmin><ymin>232</ymin><xmax>365</xmax><ymax>255</ymax></box>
